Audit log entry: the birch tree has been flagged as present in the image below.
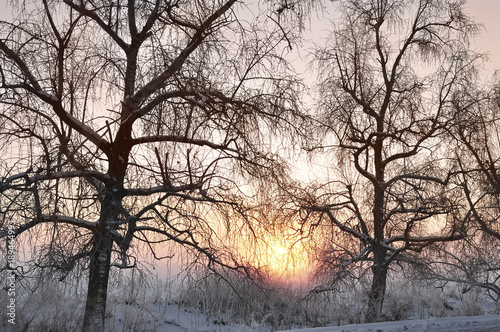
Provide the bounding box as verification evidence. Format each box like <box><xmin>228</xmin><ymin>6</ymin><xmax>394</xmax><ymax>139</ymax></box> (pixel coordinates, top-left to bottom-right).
<box><xmin>429</xmin><ymin>78</ymin><xmax>500</xmax><ymax>300</ymax></box>
<box><xmin>306</xmin><ymin>0</ymin><xmax>478</xmax><ymax>322</ymax></box>
<box><xmin>452</xmin><ymin>82</ymin><xmax>500</xmax><ymax>241</ymax></box>
<box><xmin>0</xmin><ymin>0</ymin><xmax>303</xmax><ymax>330</ymax></box>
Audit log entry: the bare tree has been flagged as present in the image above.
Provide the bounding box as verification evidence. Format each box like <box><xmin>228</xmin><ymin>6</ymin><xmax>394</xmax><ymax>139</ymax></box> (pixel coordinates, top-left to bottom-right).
<box><xmin>452</xmin><ymin>81</ymin><xmax>500</xmax><ymax>240</ymax></box>
<box><xmin>305</xmin><ymin>0</ymin><xmax>479</xmax><ymax>322</ymax></box>
<box><xmin>0</xmin><ymin>1</ymin><xmax>304</xmax><ymax>330</ymax></box>
<box><xmin>430</xmin><ymin>76</ymin><xmax>500</xmax><ymax>300</ymax></box>
<box><xmin>416</xmin><ymin>236</ymin><xmax>500</xmax><ymax>302</ymax></box>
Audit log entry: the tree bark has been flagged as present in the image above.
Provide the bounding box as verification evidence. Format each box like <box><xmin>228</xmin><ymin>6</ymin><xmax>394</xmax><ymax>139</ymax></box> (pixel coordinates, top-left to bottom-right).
<box><xmin>367</xmin><ymin>136</ymin><xmax>387</xmax><ymax>323</ymax></box>
<box><xmin>82</xmin><ymin>190</ymin><xmax>120</xmax><ymax>331</ymax></box>
<box><xmin>82</xmin><ymin>230</ymin><xmax>113</xmax><ymax>331</ymax></box>
<box><xmin>366</xmin><ymin>241</ymin><xmax>388</xmax><ymax>323</ymax></box>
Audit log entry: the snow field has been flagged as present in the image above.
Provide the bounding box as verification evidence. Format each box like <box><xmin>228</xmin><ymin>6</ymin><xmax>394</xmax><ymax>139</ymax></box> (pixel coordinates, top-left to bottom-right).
<box><xmin>2</xmin><ymin>267</ymin><xmax>500</xmax><ymax>331</ymax></box>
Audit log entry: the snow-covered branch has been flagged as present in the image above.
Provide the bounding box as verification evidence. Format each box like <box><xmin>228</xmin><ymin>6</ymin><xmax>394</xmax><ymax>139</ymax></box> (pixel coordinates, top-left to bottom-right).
<box><xmin>130</xmin><ymin>135</ymin><xmax>238</xmax><ymax>153</ymax></box>
<box><xmin>0</xmin><ymin>214</ymin><xmax>96</xmax><ymax>238</ymax></box>
<box><xmin>1</xmin><ymin>170</ymin><xmax>108</xmax><ymax>191</ymax></box>
<box><xmin>311</xmin><ymin>205</ymin><xmax>373</xmax><ymax>244</ymax></box>
<box><xmin>125</xmin><ymin>182</ymin><xmax>202</xmax><ymax>196</ymax></box>
<box><xmin>385</xmin><ymin>233</ymin><xmax>465</xmax><ymax>245</ymax></box>
<box><xmin>128</xmin><ymin>0</ymin><xmax>237</xmax><ymax>105</ymax></box>
<box><xmin>0</xmin><ymin>41</ymin><xmax>110</xmax><ymax>152</ymax></box>
<box><xmin>386</xmin><ymin>173</ymin><xmax>447</xmax><ymax>186</ymax></box>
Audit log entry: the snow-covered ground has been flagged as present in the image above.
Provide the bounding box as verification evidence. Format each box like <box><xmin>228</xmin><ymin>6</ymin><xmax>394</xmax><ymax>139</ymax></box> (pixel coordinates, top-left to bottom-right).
<box><xmin>278</xmin><ymin>315</ymin><xmax>500</xmax><ymax>332</ymax></box>
<box><xmin>114</xmin><ymin>301</ymin><xmax>500</xmax><ymax>332</ymax></box>
<box><xmin>5</xmin><ymin>266</ymin><xmax>500</xmax><ymax>331</ymax></box>
<box><xmin>120</xmin><ymin>302</ymin><xmax>261</xmax><ymax>332</ymax></box>
<box><xmin>110</xmin><ymin>299</ymin><xmax>500</xmax><ymax>332</ymax></box>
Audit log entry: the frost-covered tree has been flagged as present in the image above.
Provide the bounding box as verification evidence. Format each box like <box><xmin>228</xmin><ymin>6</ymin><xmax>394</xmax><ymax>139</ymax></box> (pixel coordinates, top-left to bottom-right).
<box><xmin>0</xmin><ymin>0</ymin><xmax>304</xmax><ymax>330</ymax></box>
<box><xmin>305</xmin><ymin>0</ymin><xmax>479</xmax><ymax>322</ymax></box>
<box><xmin>452</xmin><ymin>81</ymin><xmax>500</xmax><ymax>241</ymax></box>
<box><xmin>429</xmin><ymin>77</ymin><xmax>500</xmax><ymax>300</ymax></box>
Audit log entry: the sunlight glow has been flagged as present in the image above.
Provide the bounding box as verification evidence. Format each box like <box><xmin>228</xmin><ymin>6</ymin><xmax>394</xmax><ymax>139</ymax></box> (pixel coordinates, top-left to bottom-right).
<box><xmin>246</xmin><ymin>233</ymin><xmax>314</xmax><ymax>285</ymax></box>
<box><xmin>275</xmin><ymin>246</ymin><xmax>287</xmax><ymax>256</ymax></box>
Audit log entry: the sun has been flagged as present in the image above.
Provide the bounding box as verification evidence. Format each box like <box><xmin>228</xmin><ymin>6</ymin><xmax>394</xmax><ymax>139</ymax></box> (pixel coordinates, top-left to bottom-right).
<box><xmin>250</xmin><ymin>236</ymin><xmax>313</xmax><ymax>283</ymax></box>
<box><xmin>275</xmin><ymin>246</ymin><xmax>288</xmax><ymax>256</ymax></box>
<box><xmin>238</xmin><ymin>226</ymin><xmax>314</xmax><ymax>283</ymax></box>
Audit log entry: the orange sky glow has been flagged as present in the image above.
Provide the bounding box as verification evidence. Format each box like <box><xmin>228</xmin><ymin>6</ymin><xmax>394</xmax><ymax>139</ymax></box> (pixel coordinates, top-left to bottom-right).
<box><xmin>2</xmin><ymin>0</ymin><xmax>500</xmax><ymax>286</ymax></box>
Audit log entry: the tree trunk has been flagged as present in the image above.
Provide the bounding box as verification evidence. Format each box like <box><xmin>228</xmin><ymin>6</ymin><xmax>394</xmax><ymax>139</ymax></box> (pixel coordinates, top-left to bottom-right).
<box><xmin>367</xmin><ymin>171</ymin><xmax>387</xmax><ymax>323</ymax></box>
<box><xmin>366</xmin><ymin>242</ymin><xmax>388</xmax><ymax>323</ymax></box>
<box><xmin>82</xmin><ymin>227</ymin><xmax>113</xmax><ymax>331</ymax></box>
<box><xmin>82</xmin><ymin>192</ymin><xmax>118</xmax><ymax>331</ymax></box>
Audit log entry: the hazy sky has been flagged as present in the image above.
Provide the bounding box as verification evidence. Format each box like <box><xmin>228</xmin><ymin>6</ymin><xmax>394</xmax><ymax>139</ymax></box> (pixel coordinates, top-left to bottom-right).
<box><xmin>465</xmin><ymin>0</ymin><xmax>500</xmax><ymax>75</ymax></box>
<box><xmin>0</xmin><ymin>0</ymin><xmax>498</xmax><ymax>76</ymax></box>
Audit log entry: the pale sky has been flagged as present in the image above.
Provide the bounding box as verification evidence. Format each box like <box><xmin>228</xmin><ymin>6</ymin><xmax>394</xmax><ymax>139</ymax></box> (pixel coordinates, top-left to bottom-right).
<box><xmin>0</xmin><ymin>1</ymin><xmax>498</xmax><ymax>76</ymax></box>
<box><xmin>466</xmin><ymin>0</ymin><xmax>500</xmax><ymax>75</ymax></box>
